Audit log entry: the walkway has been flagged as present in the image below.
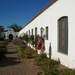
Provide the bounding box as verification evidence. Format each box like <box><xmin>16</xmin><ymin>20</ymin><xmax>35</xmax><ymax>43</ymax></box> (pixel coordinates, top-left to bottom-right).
<box><xmin>0</xmin><ymin>43</ymin><xmax>42</xmax><ymax>75</ymax></box>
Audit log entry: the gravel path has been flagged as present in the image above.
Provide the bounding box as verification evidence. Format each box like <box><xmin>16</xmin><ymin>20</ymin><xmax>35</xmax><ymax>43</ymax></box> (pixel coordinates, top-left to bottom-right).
<box><xmin>0</xmin><ymin>43</ymin><xmax>43</xmax><ymax>75</ymax></box>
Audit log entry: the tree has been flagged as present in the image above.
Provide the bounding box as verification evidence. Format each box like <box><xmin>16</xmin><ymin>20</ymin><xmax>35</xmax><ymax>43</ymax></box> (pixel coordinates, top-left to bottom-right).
<box><xmin>0</xmin><ymin>25</ymin><xmax>4</xmax><ymax>37</ymax></box>
<box><xmin>7</xmin><ymin>23</ymin><xmax>22</xmax><ymax>32</ymax></box>
<box><xmin>0</xmin><ymin>26</ymin><xmax>4</xmax><ymax>31</ymax></box>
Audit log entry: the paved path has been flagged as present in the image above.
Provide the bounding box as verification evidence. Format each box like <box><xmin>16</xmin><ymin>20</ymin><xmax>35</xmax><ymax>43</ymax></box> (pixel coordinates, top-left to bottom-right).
<box><xmin>0</xmin><ymin>43</ymin><xmax>42</xmax><ymax>75</ymax></box>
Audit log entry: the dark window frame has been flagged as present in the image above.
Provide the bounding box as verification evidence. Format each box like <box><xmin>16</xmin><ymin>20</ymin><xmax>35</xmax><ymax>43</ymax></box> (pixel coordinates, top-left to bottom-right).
<box><xmin>32</xmin><ymin>29</ymin><xmax>33</xmax><ymax>35</ymax></box>
<box><xmin>35</xmin><ymin>27</ymin><xmax>37</xmax><ymax>36</ymax></box>
<box><xmin>29</xmin><ymin>30</ymin><xmax>30</xmax><ymax>36</ymax></box>
<box><xmin>46</xmin><ymin>26</ymin><xmax>48</xmax><ymax>40</ymax></box>
<box><xmin>58</xmin><ymin>16</ymin><xmax>68</xmax><ymax>54</ymax></box>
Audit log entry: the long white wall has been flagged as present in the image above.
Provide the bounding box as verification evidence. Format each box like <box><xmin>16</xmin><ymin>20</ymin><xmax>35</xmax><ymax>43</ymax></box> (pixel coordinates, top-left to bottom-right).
<box><xmin>19</xmin><ymin>0</ymin><xmax>75</xmax><ymax>69</ymax></box>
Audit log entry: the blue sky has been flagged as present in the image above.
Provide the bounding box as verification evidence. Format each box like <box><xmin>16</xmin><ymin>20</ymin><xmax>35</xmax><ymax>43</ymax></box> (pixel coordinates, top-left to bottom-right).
<box><xmin>0</xmin><ymin>0</ymin><xmax>51</xmax><ymax>30</ymax></box>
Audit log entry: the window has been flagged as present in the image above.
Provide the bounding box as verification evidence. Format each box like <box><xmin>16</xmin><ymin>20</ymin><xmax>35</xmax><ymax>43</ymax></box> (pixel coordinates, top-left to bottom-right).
<box><xmin>35</xmin><ymin>27</ymin><xmax>37</xmax><ymax>36</ymax></box>
<box><xmin>46</xmin><ymin>26</ymin><xmax>48</xmax><ymax>40</ymax></box>
<box><xmin>29</xmin><ymin>30</ymin><xmax>30</xmax><ymax>36</ymax></box>
<box><xmin>32</xmin><ymin>29</ymin><xmax>33</xmax><ymax>35</ymax></box>
<box><xmin>16</xmin><ymin>35</ymin><xmax>18</xmax><ymax>38</ymax></box>
<box><xmin>40</xmin><ymin>27</ymin><xmax>44</xmax><ymax>38</ymax></box>
<box><xmin>4</xmin><ymin>35</ymin><xmax>5</xmax><ymax>38</ymax></box>
<box><xmin>58</xmin><ymin>16</ymin><xmax>68</xmax><ymax>54</ymax></box>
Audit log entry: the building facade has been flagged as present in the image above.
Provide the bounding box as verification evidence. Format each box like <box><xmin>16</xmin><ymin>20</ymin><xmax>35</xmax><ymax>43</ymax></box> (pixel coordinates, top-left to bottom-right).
<box><xmin>1</xmin><ymin>28</ymin><xmax>18</xmax><ymax>40</ymax></box>
<box><xmin>19</xmin><ymin>0</ymin><xmax>75</xmax><ymax>69</ymax></box>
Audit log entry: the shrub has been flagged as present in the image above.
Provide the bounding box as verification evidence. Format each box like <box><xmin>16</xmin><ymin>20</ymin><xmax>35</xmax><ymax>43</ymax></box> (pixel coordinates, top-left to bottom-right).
<box><xmin>16</xmin><ymin>45</ymin><xmax>23</xmax><ymax>58</ymax></box>
<box><xmin>22</xmin><ymin>34</ymin><xmax>29</xmax><ymax>43</ymax></box>
<box><xmin>59</xmin><ymin>69</ymin><xmax>75</xmax><ymax>75</ymax></box>
<box><xmin>29</xmin><ymin>35</ymin><xmax>34</xmax><ymax>42</ymax></box>
<box><xmin>29</xmin><ymin>35</ymin><xmax>35</xmax><ymax>45</ymax></box>
<box><xmin>22</xmin><ymin>46</ymin><xmax>35</xmax><ymax>59</ymax></box>
<box><xmin>0</xmin><ymin>41</ymin><xmax>9</xmax><ymax>46</ymax></box>
<box><xmin>40</xmin><ymin>53</ymin><xmax>47</xmax><ymax>58</ymax></box>
<box><xmin>4</xmin><ymin>39</ymin><xmax>11</xmax><ymax>43</ymax></box>
<box><xmin>0</xmin><ymin>47</ymin><xmax>7</xmax><ymax>54</ymax></box>
<box><xmin>0</xmin><ymin>50</ymin><xmax>5</xmax><ymax>59</ymax></box>
<box><xmin>34</xmin><ymin>55</ymin><xmax>42</xmax><ymax>66</ymax></box>
<box><xmin>0</xmin><ymin>42</ymin><xmax>7</xmax><ymax>59</ymax></box>
<box><xmin>34</xmin><ymin>53</ymin><xmax>60</xmax><ymax>75</ymax></box>
<box><xmin>0</xmin><ymin>37</ymin><xmax>4</xmax><ymax>41</ymax></box>
<box><xmin>34</xmin><ymin>53</ymin><xmax>47</xmax><ymax>66</ymax></box>
<box><xmin>41</xmin><ymin>58</ymin><xmax>59</xmax><ymax>75</ymax></box>
<box><xmin>16</xmin><ymin>45</ymin><xmax>35</xmax><ymax>59</ymax></box>
<box><xmin>0</xmin><ymin>43</ymin><xmax>7</xmax><ymax>53</ymax></box>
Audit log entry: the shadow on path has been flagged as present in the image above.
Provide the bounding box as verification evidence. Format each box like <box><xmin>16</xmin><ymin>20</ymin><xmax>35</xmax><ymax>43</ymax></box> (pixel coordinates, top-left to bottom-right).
<box><xmin>0</xmin><ymin>42</ymin><xmax>20</xmax><ymax>67</ymax></box>
<box><xmin>0</xmin><ymin>57</ymin><xmax>20</xmax><ymax>67</ymax></box>
<box><xmin>6</xmin><ymin>52</ymin><xmax>17</xmax><ymax>54</ymax></box>
<box><xmin>0</xmin><ymin>42</ymin><xmax>46</xmax><ymax>75</ymax></box>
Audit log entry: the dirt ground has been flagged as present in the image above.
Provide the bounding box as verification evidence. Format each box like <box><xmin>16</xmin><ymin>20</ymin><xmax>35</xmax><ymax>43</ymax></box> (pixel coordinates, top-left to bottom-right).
<box><xmin>0</xmin><ymin>42</ymin><xmax>68</xmax><ymax>75</ymax></box>
<box><xmin>0</xmin><ymin>43</ymin><xmax>43</xmax><ymax>75</ymax></box>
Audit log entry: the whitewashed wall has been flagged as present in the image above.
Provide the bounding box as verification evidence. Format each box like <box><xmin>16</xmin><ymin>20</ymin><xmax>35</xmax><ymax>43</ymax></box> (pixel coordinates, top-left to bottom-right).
<box><xmin>1</xmin><ymin>29</ymin><xmax>19</xmax><ymax>39</ymax></box>
<box><xmin>19</xmin><ymin>0</ymin><xmax>75</xmax><ymax>69</ymax></box>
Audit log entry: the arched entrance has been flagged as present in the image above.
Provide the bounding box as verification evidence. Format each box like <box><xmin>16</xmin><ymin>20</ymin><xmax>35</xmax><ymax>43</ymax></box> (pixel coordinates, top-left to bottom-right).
<box><xmin>9</xmin><ymin>34</ymin><xmax>13</xmax><ymax>40</ymax></box>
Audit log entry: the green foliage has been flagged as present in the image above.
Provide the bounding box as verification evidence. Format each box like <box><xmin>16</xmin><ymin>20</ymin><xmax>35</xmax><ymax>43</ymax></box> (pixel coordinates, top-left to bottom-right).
<box><xmin>29</xmin><ymin>35</ymin><xmax>35</xmax><ymax>45</ymax></box>
<box><xmin>29</xmin><ymin>35</ymin><xmax>34</xmax><ymax>41</ymax></box>
<box><xmin>0</xmin><ymin>50</ymin><xmax>5</xmax><ymax>59</ymax></box>
<box><xmin>41</xmin><ymin>59</ymin><xmax>59</xmax><ymax>75</ymax></box>
<box><xmin>35</xmin><ymin>53</ymin><xmax>75</xmax><ymax>75</ymax></box>
<box><xmin>7</xmin><ymin>23</ymin><xmax>22</xmax><ymax>32</ymax></box>
<box><xmin>22</xmin><ymin>34</ymin><xmax>29</xmax><ymax>43</ymax></box>
<box><xmin>34</xmin><ymin>53</ymin><xmax>60</xmax><ymax>75</ymax></box>
<box><xmin>0</xmin><ymin>25</ymin><xmax>4</xmax><ymax>31</ymax></box>
<box><xmin>0</xmin><ymin>41</ymin><xmax>8</xmax><ymax>59</ymax></box>
<box><xmin>0</xmin><ymin>41</ymin><xmax>9</xmax><ymax>47</ymax></box>
<box><xmin>34</xmin><ymin>53</ymin><xmax>47</xmax><ymax>66</ymax></box>
<box><xmin>16</xmin><ymin>45</ymin><xmax>36</xmax><ymax>59</ymax></box>
<box><xmin>4</xmin><ymin>39</ymin><xmax>11</xmax><ymax>42</ymax></box>
<box><xmin>0</xmin><ymin>37</ymin><xmax>4</xmax><ymax>41</ymax></box>
<box><xmin>34</xmin><ymin>55</ymin><xmax>42</xmax><ymax>66</ymax></box>
<box><xmin>16</xmin><ymin>45</ymin><xmax>23</xmax><ymax>58</ymax></box>
<box><xmin>40</xmin><ymin>53</ymin><xmax>47</xmax><ymax>58</ymax></box>
<box><xmin>22</xmin><ymin>46</ymin><xmax>35</xmax><ymax>59</ymax></box>
<box><xmin>59</xmin><ymin>69</ymin><xmax>75</xmax><ymax>75</ymax></box>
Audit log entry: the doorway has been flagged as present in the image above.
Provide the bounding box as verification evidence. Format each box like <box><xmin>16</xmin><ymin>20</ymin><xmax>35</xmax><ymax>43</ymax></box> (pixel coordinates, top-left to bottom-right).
<box><xmin>9</xmin><ymin>34</ymin><xmax>13</xmax><ymax>40</ymax></box>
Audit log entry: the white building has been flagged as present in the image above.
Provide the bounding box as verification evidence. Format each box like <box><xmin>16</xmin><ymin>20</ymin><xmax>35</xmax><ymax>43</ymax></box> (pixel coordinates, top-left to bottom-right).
<box><xmin>19</xmin><ymin>0</ymin><xmax>75</xmax><ymax>69</ymax></box>
<box><xmin>1</xmin><ymin>28</ymin><xmax>18</xmax><ymax>40</ymax></box>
